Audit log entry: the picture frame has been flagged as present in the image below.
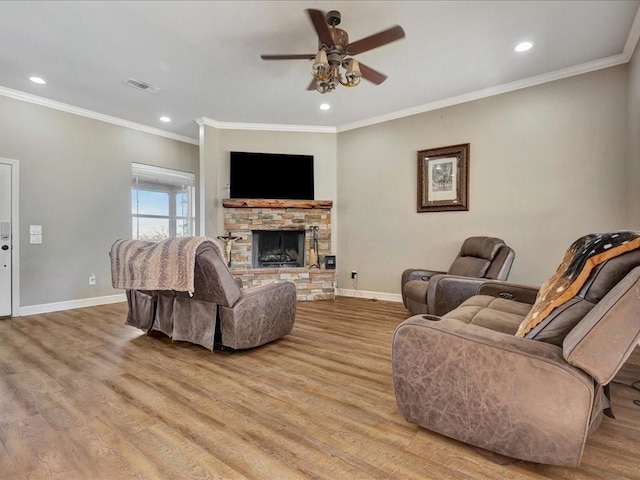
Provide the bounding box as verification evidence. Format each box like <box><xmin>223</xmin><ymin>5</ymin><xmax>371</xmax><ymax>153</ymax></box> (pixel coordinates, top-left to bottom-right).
<box><xmin>417</xmin><ymin>143</ymin><xmax>469</xmax><ymax>212</ymax></box>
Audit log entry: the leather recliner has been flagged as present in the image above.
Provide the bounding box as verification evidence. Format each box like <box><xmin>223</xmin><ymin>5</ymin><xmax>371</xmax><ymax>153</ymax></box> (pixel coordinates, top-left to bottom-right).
<box><xmin>392</xmin><ymin>246</ymin><xmax>640</xmax><ymax>466</ymax></box>
<box><xmin>125</xmin><ymin>241</ymin><xmax>297</xmax><ymax>351</ymax></box>
<box><xmin>401</xmin><ymin>236</ymin><xmax>515</xmax><ymax>316</ymax></box>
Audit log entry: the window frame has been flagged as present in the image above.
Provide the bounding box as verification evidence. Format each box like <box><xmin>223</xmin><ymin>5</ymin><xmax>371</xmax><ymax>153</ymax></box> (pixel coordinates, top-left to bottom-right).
<box><xmin>131</xmin><ymin>163</ymin><xmax>195</xmax><ymax>241</ymax></box>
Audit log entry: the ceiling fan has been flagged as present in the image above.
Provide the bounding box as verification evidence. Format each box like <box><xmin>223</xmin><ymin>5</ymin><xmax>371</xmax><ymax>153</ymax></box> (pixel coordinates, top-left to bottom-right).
<box><xmin>260</xmin><ymin>9</ymin><xmax>405</xmax><ymax>94</ymax></box>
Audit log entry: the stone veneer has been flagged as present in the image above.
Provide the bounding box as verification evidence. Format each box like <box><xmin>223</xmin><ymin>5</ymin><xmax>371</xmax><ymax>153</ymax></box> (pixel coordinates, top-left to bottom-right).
<box><xmin>223</xmin><ymin>199</ymin><xmax>335</xmax><ymax>301</ymax></box>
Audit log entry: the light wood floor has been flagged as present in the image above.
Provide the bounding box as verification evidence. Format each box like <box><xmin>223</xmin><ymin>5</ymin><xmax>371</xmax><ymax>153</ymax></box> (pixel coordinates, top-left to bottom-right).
<box><xmin>1</xmin><ymin>297</ymin><xmax>639</xmax><ymax>479</ymax></box>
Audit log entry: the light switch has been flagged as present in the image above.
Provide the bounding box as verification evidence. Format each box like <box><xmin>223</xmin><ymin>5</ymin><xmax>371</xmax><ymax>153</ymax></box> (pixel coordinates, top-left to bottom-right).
<box><xmin>30</xmin><ymin>234</ymin><xmax>42</xmax><ymax>244</ymax></box>
<box><xmin>30</xmin><ymin>225</ymin><xmax>42</xmax><ymax>235</ymax></box>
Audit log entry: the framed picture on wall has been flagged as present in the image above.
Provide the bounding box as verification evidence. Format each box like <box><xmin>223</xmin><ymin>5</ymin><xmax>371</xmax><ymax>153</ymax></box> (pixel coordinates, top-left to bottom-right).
<box><xmin>417</xmin><ymin>143</ymin><xmax>469</xmax><ymax>212</ymax></box>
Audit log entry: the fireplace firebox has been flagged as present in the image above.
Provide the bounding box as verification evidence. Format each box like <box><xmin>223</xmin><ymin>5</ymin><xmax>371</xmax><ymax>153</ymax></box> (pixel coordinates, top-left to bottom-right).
<box><xmin>252</xmin><ymin>230</ymin><xmax>305</xmax><ymax>268</ymax></box>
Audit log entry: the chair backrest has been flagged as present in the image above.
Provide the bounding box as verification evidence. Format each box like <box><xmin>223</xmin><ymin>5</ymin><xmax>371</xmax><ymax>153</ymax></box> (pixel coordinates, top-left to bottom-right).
<box><xmin>526</xmin><ymin>249</ymin><xmax>640</xmax><ymax>347</ymax></box>
<box><xmin>447</xmin><ymin>236</ymin><xmax>514</xmax><ymax>281</ymax></box>
<box><xmin>187</xmin><ymin>242</ymin><xmax>242</xmax><ymax>307</ymax></box>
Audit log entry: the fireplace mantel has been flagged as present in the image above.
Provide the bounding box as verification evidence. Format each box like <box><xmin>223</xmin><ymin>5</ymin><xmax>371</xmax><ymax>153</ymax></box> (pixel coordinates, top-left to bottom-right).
<box><xmin>222</xmin><ymin>199</ymin><xmax>333</xmax><ymax>209</ymax></box>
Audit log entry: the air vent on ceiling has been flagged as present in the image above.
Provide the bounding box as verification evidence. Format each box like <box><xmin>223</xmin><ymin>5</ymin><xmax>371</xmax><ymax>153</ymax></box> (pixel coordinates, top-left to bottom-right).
<box><xmin>123</xmin><ymin>78</ymin><xmax>161</xmax><ymax>94</ymax></box>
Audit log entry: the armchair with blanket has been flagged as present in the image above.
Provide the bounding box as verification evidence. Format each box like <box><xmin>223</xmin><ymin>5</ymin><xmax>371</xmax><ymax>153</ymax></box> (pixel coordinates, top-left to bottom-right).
<box><xmin>111</xmin><ymin>237</ymin><xmax>297</xmax><ymax>351</ymax></box>
<box><xmin>392</xmin><ymin>231</ymin><xmax>640</xmax><ymax>466</ymax></box>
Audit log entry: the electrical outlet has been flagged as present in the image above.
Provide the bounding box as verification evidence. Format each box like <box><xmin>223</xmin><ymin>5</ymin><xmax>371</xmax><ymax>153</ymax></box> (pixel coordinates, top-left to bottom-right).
<box><xmin>88</xmin><ymin>274</ymin><xmax>96</xmax><ymax>286</ymax></box>
<box><xmin>351</xmin><ymin>270</ymin><xmax>357</xmax><ymax>279</ymax></box>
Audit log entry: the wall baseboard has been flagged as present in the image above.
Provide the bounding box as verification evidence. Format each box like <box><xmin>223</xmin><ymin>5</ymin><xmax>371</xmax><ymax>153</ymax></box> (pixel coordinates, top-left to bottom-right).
<box><xmin>17</xmin><ymin>289</ymin><xmax>403</xmax><ymax>316</ymax></box>
<box><xmin>336</xmin><ymin>288</ymin><xmax>402</xmax><ymax>303</ymax></box>
<box><xmin>19</xmin><ymin>293</ymin><xmax>126</xmax><ymax>317</ymax></box>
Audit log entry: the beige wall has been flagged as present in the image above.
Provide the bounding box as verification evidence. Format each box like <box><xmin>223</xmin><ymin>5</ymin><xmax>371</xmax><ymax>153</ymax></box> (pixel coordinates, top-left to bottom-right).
<box><xmin>0</xmin><ymin>96</ymin><xmax>198</xmax><ymax>307</ymax></box>
<box><xmin>0</xmin><ymin>58</ymin><xmax>633</xmax><ymax>307</ymax></box>
<box><xmin>337</xmin><ymin>66</ymin><xmax>629</xmax><ymax>294</ymax></box>
<box><xmin>629</xmin><ymin>42</ymin><xmax>640</xmax><ymax>227</ymax></box>
<box><xmin>200</xmin><ymin>126</ymin><xmax>338</xmax><ymax>252</ymax></box>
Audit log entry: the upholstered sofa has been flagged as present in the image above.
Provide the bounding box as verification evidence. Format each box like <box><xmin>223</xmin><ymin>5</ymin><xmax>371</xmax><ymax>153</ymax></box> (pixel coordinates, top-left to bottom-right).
<box><xmin>401</xmin><ymin>236</ymin><xmax>515</xmax><ymax>316</ymax></box>
<box><xmin>121</xmin><ymin>240</ymin><xmax>297</xmax><ymax>351</ymax></box>
<box><xmin>393</xmin><ymin>236</ymin><xmax>640</xmax><ymax>466</ymax></box>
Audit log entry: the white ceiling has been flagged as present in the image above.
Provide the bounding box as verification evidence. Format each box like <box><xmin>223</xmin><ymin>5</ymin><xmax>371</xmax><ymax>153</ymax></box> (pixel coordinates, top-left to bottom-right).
<box><xmin>1</xmin><ymin>1</ymin><xmax>639</xmax><ymax>141</ymax></box>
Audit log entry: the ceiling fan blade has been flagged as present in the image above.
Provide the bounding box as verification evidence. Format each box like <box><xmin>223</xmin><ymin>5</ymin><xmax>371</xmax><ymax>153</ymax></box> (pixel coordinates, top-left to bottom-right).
<box><xmin>306</xmin><ymin>78</ymin><xmax>317</xmax><ymax>91</ymax></box>
<box><xmin>346</xmin><ymin>25</ymin><xmax>405</xmax><ymax>55</ymax></box>
<box><xmin>307</xmin><ymin>9</ymin><xmax>333</xmax><ymax>47</ymax></box>
<box><xmin>358</xmin><ymin>62</ymin><xmax>388</xmax><ymax>85</ymax></box>
<box><xmin>261</xmin><ymin>54</ymin><xmax>316</xmax><ymax>60</ymax></box>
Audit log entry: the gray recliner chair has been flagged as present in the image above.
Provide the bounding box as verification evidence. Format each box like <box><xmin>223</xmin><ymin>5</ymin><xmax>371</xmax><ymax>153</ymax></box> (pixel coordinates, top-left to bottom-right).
<box><xmin>392</xmin><ymin>241</ymin><xmax>640</xmax><ymax>466</ymax></box>
<box><xmin>401</xmin><ymin>236</ymin><xmax>515</xmax><ymax>316</ymax></box>
<box><xmin>125</xmin><ymin>241</ymin><xmax>297</xmax><ymax>351</ymax></box>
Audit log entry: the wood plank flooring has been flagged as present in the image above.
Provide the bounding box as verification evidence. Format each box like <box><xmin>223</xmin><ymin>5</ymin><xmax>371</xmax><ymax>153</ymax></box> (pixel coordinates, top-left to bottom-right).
<box><xmin>1</xmin><ymin>297</ymin><xmax>639</xmax><ymax>479</ymax></box>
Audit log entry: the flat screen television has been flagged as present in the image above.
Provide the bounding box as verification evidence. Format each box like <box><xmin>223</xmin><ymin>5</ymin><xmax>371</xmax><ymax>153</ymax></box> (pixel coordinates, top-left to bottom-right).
<box><xmin>229</xmin><ymin>151</ymin><xmax>314</xmax><ymax>200</ymax></box>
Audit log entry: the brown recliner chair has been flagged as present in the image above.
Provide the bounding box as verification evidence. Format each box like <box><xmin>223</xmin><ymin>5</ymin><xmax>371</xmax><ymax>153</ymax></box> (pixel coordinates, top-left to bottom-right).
<box><xmin>125</xmin><ymin>242</ymin><xmax>297</xmax><ymax>351</ymax></box>
<box><xmin>401</xmin><ymin>236</ymin><xmax>515</xmax><ymax>316</ymax></box>
<box><xmin>392</xmin><ymin>244</ymin><xmax>640</xmax><ymax>466</ymax></box>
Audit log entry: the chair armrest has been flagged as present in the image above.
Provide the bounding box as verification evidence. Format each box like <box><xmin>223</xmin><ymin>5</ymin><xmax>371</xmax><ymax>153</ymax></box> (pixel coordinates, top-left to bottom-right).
<box><xmin>234</xmin><ymin>281</ymin><xmax>297</xmax><ymax>311</ymax></box>
<box><xmin>395</xmin><ymin>316</ymin><xmax>574</xmax><ymax>367</ymax></box>
<box><xmin>426</xmin><ymin>274</ymin><xmax>488</xmax><ymax>316</ymax></box>
<box><xmin>401</xmin><ymin>268</ymin><xmax>447</xmax><ymax>309</ymax></box>
<box><xmin>477</xmin><ymin>280</ymin><xmax>539</xmax><ymax>304</ymax></box>
<box><xmin>219</xmin><ymin>281</ymin><xmax>297</xmax><ymax>349</ymax></box>
<box><xmin>392</xmin><ymin>316</ymin><xmax>594</xmax><ymax>466</ymax></box>
<box><xmin>402</xmin><ymin>268</ymin><xmax>446</xmax><ymax>284</ymax></box>
<box><xmin>564</xmin><ymin>267</ymin><xmax>640</xmax><ymax>385</ymax></box>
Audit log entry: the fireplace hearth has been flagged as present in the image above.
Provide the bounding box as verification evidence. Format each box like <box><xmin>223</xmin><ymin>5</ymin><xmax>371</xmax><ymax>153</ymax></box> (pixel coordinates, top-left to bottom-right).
<box><xmin>252</xmin><ymin>230</ymin><xmax>305</xmax><ymax>268</ymax></box>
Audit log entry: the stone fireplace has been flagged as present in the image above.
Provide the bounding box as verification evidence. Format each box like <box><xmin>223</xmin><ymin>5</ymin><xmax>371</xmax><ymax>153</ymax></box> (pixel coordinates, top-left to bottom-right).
<box><xmin>222</xmin><ymin>199</ymin><xmax>335</xmax><ymax>301</ymax></box>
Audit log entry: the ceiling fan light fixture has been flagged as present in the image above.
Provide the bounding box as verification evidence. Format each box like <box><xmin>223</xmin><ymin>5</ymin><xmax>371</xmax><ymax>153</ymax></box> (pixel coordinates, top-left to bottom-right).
<box><xmin>316</xmin><ymin>80</ymin><xmax>335</xmax><ymax>94</ymax></box>
<box><xmin>340</xmin><ymin>59</ymin><xmax>362</xmax><ymax>87</ymax></box>
<box><xmin>262</xmin><ymin>9</ymin><xmax>404</xmax><ymax>94</ymax></box>
<box><xmin>312</xmin><ymin>50</ymin><xmax>332</xmax><ymax>82</ymax></box>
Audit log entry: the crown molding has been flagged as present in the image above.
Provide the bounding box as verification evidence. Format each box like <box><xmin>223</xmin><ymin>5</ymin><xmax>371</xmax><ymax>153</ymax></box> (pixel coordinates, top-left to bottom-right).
<box><xmin>195</xmin><ymin>116</ymin><xmax>336</xmax><ymax>134</ymax></box>
<box><xmin>199</xmin><ymin>43</ymin><xmax>635</xmax><ymax>136</ymax></box>
<box><xmin>0</xmin><ymin>85</ymin><xmax>198</xmax><ymax>145</ymax></box>
<box><xmin>623</xmin><ymin>4</ymin><xmax>640</xmax><ymax>59</ymax></box>
<box><xmin>337</xmin><ymin>53</ymin><xmax>629</xmax><ymax>133</ymax></box>
<box><xmin>4</xmin><ymin>10</ymin><xmax>638</xmax><ymax>144</ymax></box>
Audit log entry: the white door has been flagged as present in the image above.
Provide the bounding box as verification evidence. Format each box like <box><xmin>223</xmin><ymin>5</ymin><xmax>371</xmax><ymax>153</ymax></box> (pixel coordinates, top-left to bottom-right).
<box><xmin>0</xmin><ymin>163</ymin><xmax>11</xmax><ymax>316</ymax></box>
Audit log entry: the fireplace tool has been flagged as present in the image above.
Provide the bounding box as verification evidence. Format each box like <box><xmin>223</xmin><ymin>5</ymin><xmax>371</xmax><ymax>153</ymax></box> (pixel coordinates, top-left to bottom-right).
<box><xmin>309</xmin><ymin>226</ymin><xmax>320</xmax><ymax>268</ymax></box>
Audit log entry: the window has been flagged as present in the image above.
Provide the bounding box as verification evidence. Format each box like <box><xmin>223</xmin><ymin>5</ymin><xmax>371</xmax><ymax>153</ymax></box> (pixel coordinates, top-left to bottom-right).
<box><xmin>132</xmin><ymin>163</ymin><xmax>195</xmax><ymax>241</ymax></box>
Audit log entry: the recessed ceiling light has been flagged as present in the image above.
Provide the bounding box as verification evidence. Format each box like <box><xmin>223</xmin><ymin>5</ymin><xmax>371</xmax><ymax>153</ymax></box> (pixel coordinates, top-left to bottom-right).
<box><xmin>514</xmin><ymin>41</ymin><xmax>533</xmax><ymax>53</ymax></box>
<box><xmin>159</xmin><ymin>116</ymin><xmax>171</xmax><ymax>123</ymax></box>
<box><xmin>29</xmin><ymin>76</ymin><xmax>46</xmax><ymax>85</ymax></box>
<box><xmin>319</xmin><ymin>103</ymin><xmax>331</xmax><ymax>111</ymax></box>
